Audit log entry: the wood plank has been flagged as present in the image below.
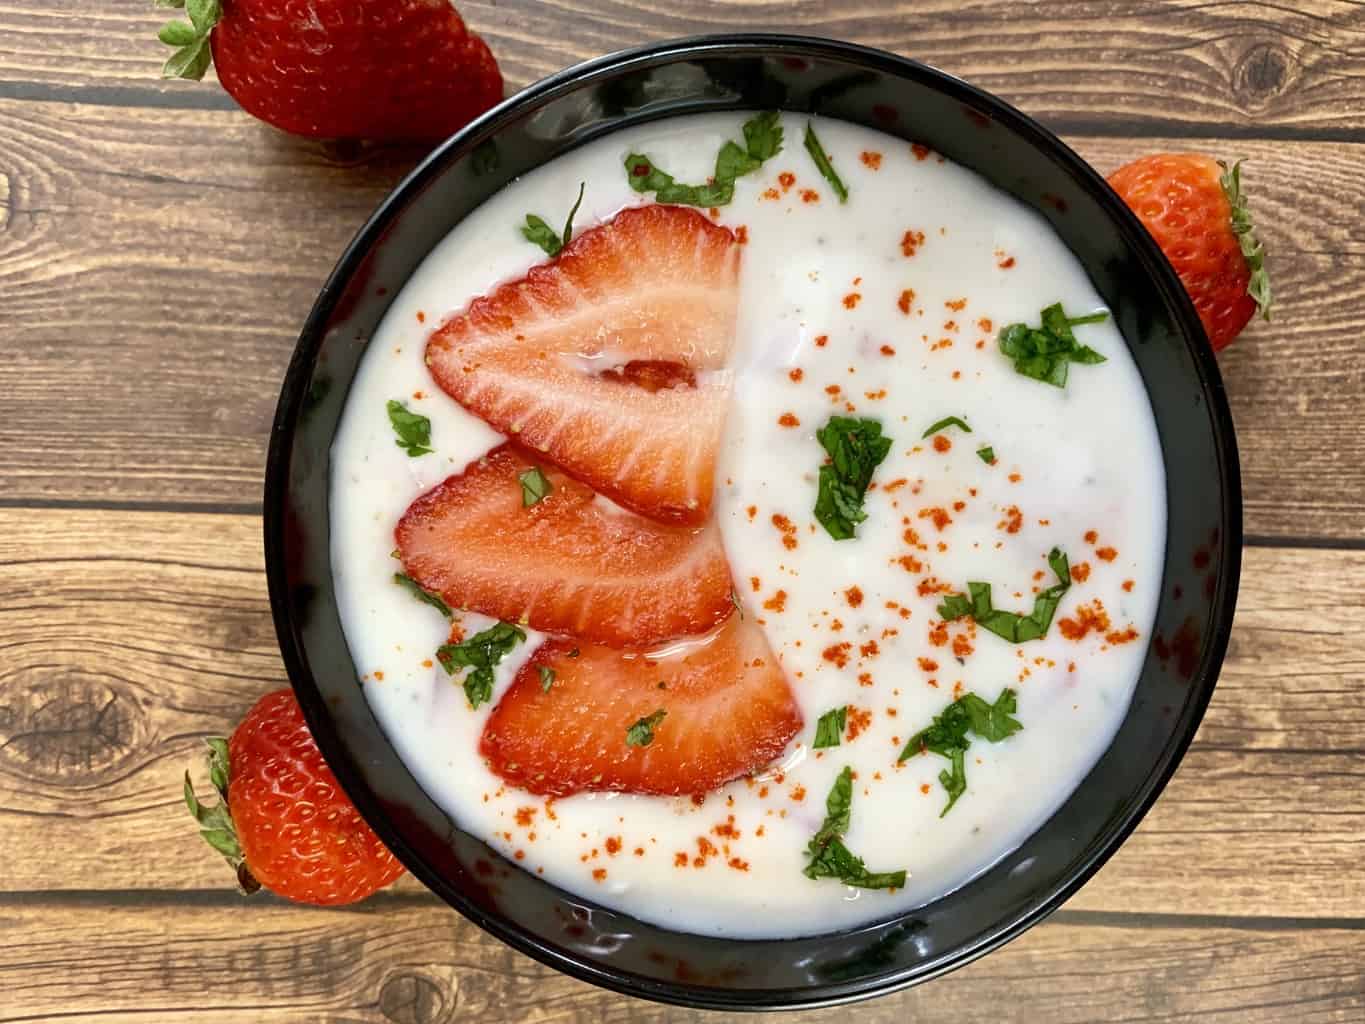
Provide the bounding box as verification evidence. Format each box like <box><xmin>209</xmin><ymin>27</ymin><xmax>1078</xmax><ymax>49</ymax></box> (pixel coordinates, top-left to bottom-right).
<box><xmin>0</xmin><ymin>899</ymin><xmax>1360</xmax><ymax>1023</ymax></box>
<box><xmin>0</xmin><ymin>508</ymin><xmax>1360</xmax><ymax>919</ymax></box>
<box><xmin>2</xmin><ymin>96</ymin><xmax>1362</xmax><ymax>537</ymax></box>
<box><xmin>3</xmin><ymin>1</ymin><xmax>1365</xmax><ymax>136</ymax></box>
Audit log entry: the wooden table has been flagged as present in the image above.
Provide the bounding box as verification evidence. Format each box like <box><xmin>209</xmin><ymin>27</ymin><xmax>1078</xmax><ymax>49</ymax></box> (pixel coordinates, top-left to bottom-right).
<box><xmin>3</xmin><ymin>2</ymin><xmax>1363</xmax><ymax>1021</ymax></box>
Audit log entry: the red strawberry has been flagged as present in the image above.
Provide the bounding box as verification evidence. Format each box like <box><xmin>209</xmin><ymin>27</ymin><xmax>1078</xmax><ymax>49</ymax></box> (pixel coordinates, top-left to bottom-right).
<box><xmin>425</xmin><ymin>204</ymin><xmax>742</xmax><ymax>525</ymax></box>
<box><xmin>1107</xmin><ymin>154</ymin><xmax>1271</xmax><ymax>351</ymax></box>
<box><xmin>155</xmin><ymin>0</ymin><xmax>502</xmax><ymax>141</ymax></box>
<box><xmin>396</xmin><ymin>444</ymin><xmax>734</xmax><ymax>647</ymax></box>
<box><xmin>480</xmin><ymin>615</ymin><xmax>803</xmax><ymax>797</ymax></box>
<box><xmin>183</xmin><ymin>689</ymin><xmax>404</xmax><ymax>905</ymax></box>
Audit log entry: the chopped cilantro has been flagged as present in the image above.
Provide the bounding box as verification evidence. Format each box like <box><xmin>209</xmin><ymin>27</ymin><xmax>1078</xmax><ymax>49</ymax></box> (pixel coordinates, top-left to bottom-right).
<box><xmin>803</xmin><ymin>122</ymin><xmax>848</xmax><ymax>203</ymax></box>
<box><xmin>813</xmin><ymin>416</ymin><xmax>893</xmax><ymax>540</ymax></box>
<box><xmin>813</xmin><ymin>706</ymin><xmax>848</xmax><ymax>749</ymax></box>
<box><xmin>803</xmin><ymin>766</ymin><xmax>906</xmax><ymax>888</ymax></box>
<box><xmin>625</xmin><ymin>111</ymin><xmax>782</xmax><ymax>207</ymax></box>
<box><xmin>998</xmin><ymin>303</ymin><xmax>1108</xmax><ymax>388</ymax></box>
<box><xmin>938</xmin><ymin>548</ymin><xmax>1072</xmax><ymax>643</ymax></box>
<box><xmin>386</xmin><ymin>399</ymin><xmax>433</xmax><ymax>457</ymax></box>
<box><xmin>392</xmin><ymin>572</ymin><xmax>452</xmax><ymax>619</ymax></box>
<box><xmin>521</xmin><ymin>182</ymin><xmax>585</xmax><ymax>257</ymax></box>
<box><xmin>626</xmin><ymin>709</ymin><xmax>666</xmax><ymax>747</ymax></box>
<box><xmin>518</xmin><ymin>466</ymin><xmax>553</xmax><ymax>507</ymax></box>
<box><xmin>976</xmin><ymin>445</ymin><xmax>996</xmax><ymax>464</ymax></box>
<box><xmin>898</xmin><ymin>689</ymin><xmax>1022</xmax><ymax>815</ymax></box>
<box><xmin>921</xmin><ymin>415</ymin><xmax>972</xmax><ymax>439</ymax></box>
<box><xmin>436</xmin><ymin>622</ymin><xmax>526</xmax><ymax>710</ymax></box>
<box><xmin>537</xmin><ymin>665</ymin><xmax>555</xmax><ymax>693</ymax></box>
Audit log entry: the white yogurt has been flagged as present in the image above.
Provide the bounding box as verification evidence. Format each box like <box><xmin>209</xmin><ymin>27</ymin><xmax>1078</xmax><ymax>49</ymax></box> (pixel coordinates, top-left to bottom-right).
<box><xmin>330</xmin><ymin>113</ymin><xmax>1165</xmax><ymax>939</ymax></box>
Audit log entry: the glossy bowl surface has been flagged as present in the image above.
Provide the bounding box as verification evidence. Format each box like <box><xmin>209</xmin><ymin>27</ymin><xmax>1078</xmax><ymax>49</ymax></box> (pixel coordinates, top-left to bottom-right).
<box><xmin>264</xmin><ymin>34</ymin><xmax>1241</xmax><ymax>1011</ymax></box>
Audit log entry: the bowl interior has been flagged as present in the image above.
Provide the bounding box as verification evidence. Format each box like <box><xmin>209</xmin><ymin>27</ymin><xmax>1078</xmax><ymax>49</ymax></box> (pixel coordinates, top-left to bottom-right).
<box><xmin>265</xmin><ymin>35</ymin><xmax>1241</xmax><ymax>1011</ymax></box>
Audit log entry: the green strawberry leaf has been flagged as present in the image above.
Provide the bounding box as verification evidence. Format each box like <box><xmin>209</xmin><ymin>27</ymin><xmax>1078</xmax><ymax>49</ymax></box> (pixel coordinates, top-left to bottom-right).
<box><xmin>1218</xmin><ymin>159</ymin><xmax>1272</xmax><ymax>321</ymax></box>
<box><xmin>158</xmin><ymin>20</ymin><xmax>198</xmax><ymax>46</ymax></box>
<box><xmin>162</xmin><ymin>38</ymin><xmax>211</xmax><ymax>81</ymax></box>
<box><xmin>183</xmin><ymin>740</ymin><xmax>260</xmax><ymax>895</ymax></box>
<box><xmin>185</xmin><ymin>0</ymin><xmax>222</xmax><ymax>34</ymax></box>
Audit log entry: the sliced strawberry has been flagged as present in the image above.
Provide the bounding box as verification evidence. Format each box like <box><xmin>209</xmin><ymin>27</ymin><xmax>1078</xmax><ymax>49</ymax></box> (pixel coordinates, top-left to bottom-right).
<box><xmin>395</xmin><ymin>444</ymin><xmax>734</xmax><ymax>647</ymax></box>
<box><xmin>425</xmin><ymin>204</ymin><xmax>741</xmax><ymax>525</ymax></box>
<box><xmin>480</xmin><ymin>615</ymin><xmax>803</xmax><ymax>797</ymax></box>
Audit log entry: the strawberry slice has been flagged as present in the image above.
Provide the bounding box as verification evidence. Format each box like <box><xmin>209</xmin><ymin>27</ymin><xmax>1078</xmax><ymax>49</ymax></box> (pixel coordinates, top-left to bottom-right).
<box><xmin>425</xmin><ymin>204</ymin><xmax>741</xmax><ymax>525</ymax></box>
<box><xmin>480</xmin><ymin>615</ymin><xmax>803</xmax><ymax>797</ymax></box>
<box><xmin>395</xmin><ymin>444</ymin><xmax>733</xmax><ymax>647</ymax></box>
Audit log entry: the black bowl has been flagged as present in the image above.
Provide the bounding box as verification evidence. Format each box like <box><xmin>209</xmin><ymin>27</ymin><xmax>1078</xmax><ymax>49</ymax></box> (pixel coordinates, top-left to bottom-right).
<box><xmin>264</xmin><ymin>34</ymin><xmax>1241</xmax><ymax>1011</ymax></box>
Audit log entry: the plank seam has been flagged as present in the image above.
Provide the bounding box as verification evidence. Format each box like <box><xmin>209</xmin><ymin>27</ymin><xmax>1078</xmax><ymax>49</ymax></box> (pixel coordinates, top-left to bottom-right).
<box><xmin>0</xmin><ymin>889</ymin><xmax>1362</xmax><ymax>932</ymax></box>
<box><xmin>3</xmin><ymin>79</ymin><xmax>1365</xmax><ymax>145</ymax></box>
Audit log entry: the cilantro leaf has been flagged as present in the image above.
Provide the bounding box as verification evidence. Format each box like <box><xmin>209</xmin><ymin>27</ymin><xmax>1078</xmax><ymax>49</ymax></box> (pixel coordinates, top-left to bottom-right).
<box><xmin>807</xmin><ymin>766</ymin><xmax>854</xmax><ymax>858</ymax></box>
<box><xmin>561</xmin><ymin>181</ymin><xmax>585</xmax><ymax>248</ymax></box>
<box><xmin>998</xmin><ymin>304</ymin><xmax>1109</xmax><ymax>388</ymax></box>
<box><xmin>976</xmin><ymin>445</ymin><xmax>996</xmax><ymax>464</ymax></box>
<box><xmin>538</xmin><ymin>665</ymin><xmax>555</xmax><ymax>692</ymax></box>
<box><xmin>521</xmin><ymin>215</ymin><xmax>561</xmax><ymax>256</ymax></box>
<box><xmin>518</xmin><ymin>466</ymin><xmax>553</xmax><ymax>507</ymax></box>
<box><xmin>803</xmin><ymin>766</ymin><xmax>906</xmax><ymax>888</ymax></box>
<box><xmin>937</xmin><ymin>547</ymin><xmax>1071</xmax><ymax>643</ymax></box>
<box><xmin>392</xmin><ymin>572</ymin><xmax>452</xmax><ymax>619</ymax></box>
<box><xmin>521</xmin><ymin>182</ymin><xmax>586</xmax><ymax>257</ymax></box>
<box><xmin>624</xmin><ymin>111</ymin><xmax>783</xmax><ymax>208</ymax></box>
<box><xmin>386</xmin><ymin>399</ymin><xmax>433</xmax><ymax>457</ymax></box>
<box><xmin>436</xmin><ymin>622</ymin><xmax>526</xmax><ymax>709</ymax></box>
<box><xmin>804</xmin><ymin>837</ymin><xmax>907</xmax><ymax>890</ymax></box>
<box><xmin>921</xmin><ymin>415</ymin><xmax>972</xmax><ymax>439</ymax></box>
<box><xmin>626</xmin><ymin>709</ymin><xmax>666</xmax><ymax>747</ymax></box>
<box><xmin>959</xmin><ymin>689</ymin><xmax>1022</xmax><ymax>742</ymax></box>
<box><xmin>813</xmin><ymin>416</ymin><xmax>893</xmax><ymax>540</ymax></box>
<box><xmin>812</xmin><ymin>706</ymin><xmax>847</xmax><ymax>749</ymax></box>
<box><xmin>803</xmin><ymin>122</ymin><xmax>848</xmax><ymax>203</ymax></box>
<box><xmin>899</xmin><ymin>689</ymin><xmax>1022</xmax><ymax>815</ymax></box>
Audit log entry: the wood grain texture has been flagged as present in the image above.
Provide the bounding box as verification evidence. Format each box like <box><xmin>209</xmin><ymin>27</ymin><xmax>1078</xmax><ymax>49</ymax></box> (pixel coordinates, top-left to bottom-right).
<box><xmin>0</xmin><ymin>508</ymin><xmax>1360</xmax><ymax>917</ymax></box>
<box><xmin>0</xmin><ymin>899</ymin><xmax>1360</xmax><ymax>1024</ymax></box>
<box><xmin>3</xmin><ymin>1</ymin><xmax>1365</xmax><ymax>137</ymax></box>
<box><xmin>2</xmin><ymin>96</ymin><xmax>1362</xmax><ymax>537</ymax></box>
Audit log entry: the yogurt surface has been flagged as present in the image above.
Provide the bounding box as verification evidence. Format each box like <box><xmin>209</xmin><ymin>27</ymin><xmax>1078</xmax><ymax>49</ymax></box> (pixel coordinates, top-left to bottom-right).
<box><xmin>330</xmin><ymin>112</ymin><xmax>1166</xmax><ymax>938</ymax></box>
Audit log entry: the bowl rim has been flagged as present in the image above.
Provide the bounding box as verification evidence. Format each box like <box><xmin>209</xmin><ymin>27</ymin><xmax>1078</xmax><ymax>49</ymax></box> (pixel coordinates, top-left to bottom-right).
<box><xmin>264</xmin><ymin>32</ymin><xmax>1242</xmax><ymax>1011</ymax></box>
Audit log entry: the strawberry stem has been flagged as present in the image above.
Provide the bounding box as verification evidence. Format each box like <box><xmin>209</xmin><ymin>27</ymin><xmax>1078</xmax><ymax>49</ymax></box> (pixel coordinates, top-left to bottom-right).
<box><xmin>154</xmin><ymin>0</ymin><xmax>221</xmax><ymax>82</ymax></box>
<box><xmin>183</xmin><ymin>737</ymin><xmax>261</xmax><ymax>895</ymax></box>
<box><xmin>1218</xmin><ymin>160</ymin><xmax>1273</xmax><ymax>321</ymax></box>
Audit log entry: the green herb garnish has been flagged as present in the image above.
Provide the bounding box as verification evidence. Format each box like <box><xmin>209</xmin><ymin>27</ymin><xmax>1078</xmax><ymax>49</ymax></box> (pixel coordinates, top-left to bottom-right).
<box><xmin>998</xmin><ymin>303</ymin><xmax>1108</xmax><ymax>388</ymax></box>
<box><xmin>521</xmin><ymin>182</ymin><xmax>585</xmax><ymax>257</ymax></box>
<box><xmin>813</xmin><ymin>706</ymin><xmax>848</xmax><ymax>749</ymax></box>
<box><xmin>976</xmin><ymin>446</ymin><xmax>996</xmax><ymax>465</ymax></box>
<box><xmin>626</xmin><ymin>709</ymin><xmax>667</xmax><ymax>747</ymax></box>
<box><xmin>436</xmin><ymin>622</ymin><xmax>526</xmax><ymax>709</ymax></box>
<box><xmin>921</xmin><ymin>415</ymin><xmax>972</xmax><ymax>439</ymax></box>
<box><xmin>386</xmin><ymin>399</ymin><xmax>433</xmax><ymax>457</ymax></box>
<box><xmin>518</xmin><ymin>466</ymin><xmax>553</xmax><ymax>507</ymax></box>
<box><xmin>813</xmin><ymin>416</ymin><xmax>893</xmax><ymax>540</ymax></box>
<box><xmin>392</xmin><ymin>572</ymin><xmax>452</xmax><ymax>619</ymax></box>
<box><xmin>899</xmin><ymin>690</ymin><xmax>1022</xmax><ymax>815</ymax></box>
<box><xmin>624</xmin><ymin>111</ymin><xmax>782</xmax><ymax>207</ymax></box>
<box><xmin>538</xmin><ymin>665</ymin><xmax>555</xmax><ymax>693</ymax></box>
<box><xmin>803</xmin><ymin>766</ymin><xmax>906</xmax><ymax>888</ymax></box>
<box><xmin>938</xmin><ymin>548</ymin><xmax>1071</xmax><ymax>643</ymax></box>
<box><xmin>1218</xmin><ymin>160</ymin><xmax>1272</xmax><ymax>319</ymax></box>
<box><xmin>803</xmin><ymin>122</ymin><xmax>848</xmax><ymax>203</ymax></box>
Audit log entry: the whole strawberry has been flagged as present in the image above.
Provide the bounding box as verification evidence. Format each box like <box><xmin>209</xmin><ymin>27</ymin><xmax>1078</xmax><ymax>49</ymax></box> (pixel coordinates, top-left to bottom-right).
<box><xmin>1107</xmin><ymin>153</ymin><xmax>1271</xmax><ymax>351</ymax></box>
<box><xmin>184</xmin><ymin>689</ymin><xmax>404</xmax><ymax>905</ymax></box>
<box><xmin>155</xmin><ymin>0</ymin><xmax>503</xmax><ymax>141</ymax></box>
